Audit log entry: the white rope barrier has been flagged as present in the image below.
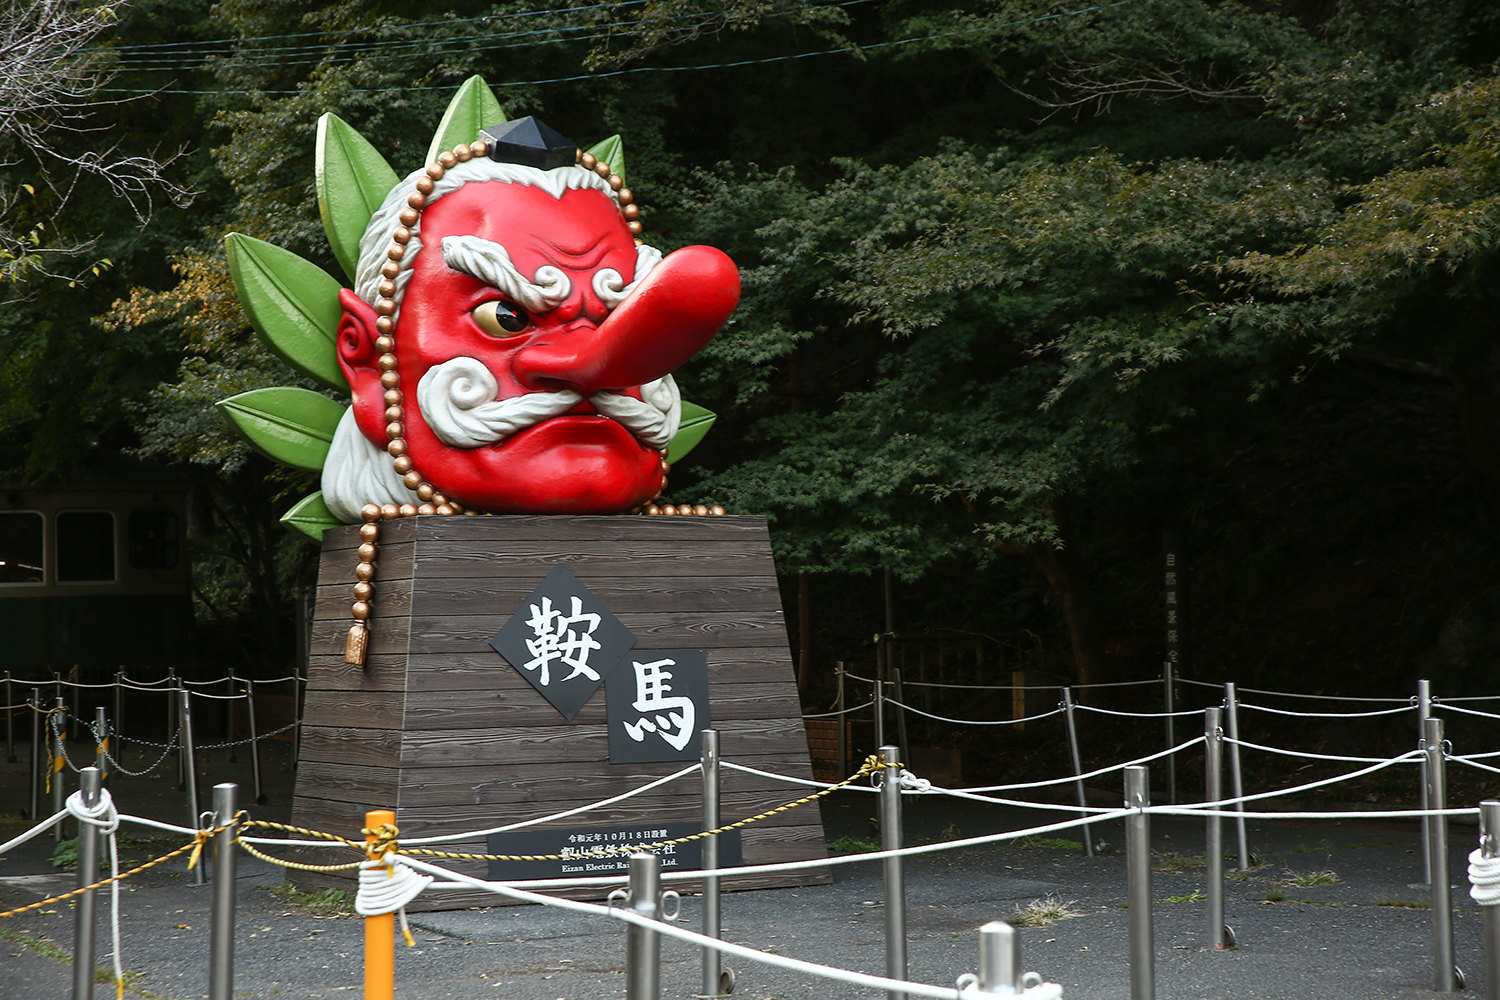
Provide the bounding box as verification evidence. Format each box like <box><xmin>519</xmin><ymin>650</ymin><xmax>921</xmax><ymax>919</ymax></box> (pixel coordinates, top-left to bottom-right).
<box><xmin>233</xmin><ymin>765</ymin><xmax>705</xmax><ymax>849</ymax></box>
<box><xmin>1222</xmin><ymin>735</ymin><xmax>1421</xmax><ymax>764</ymax></box>
<box><xmin>1176</xmin><ymin>677</ymin><xmax>1410</xmax><ymax>702</ymax></box>
<box><xmin>961</xmin><ymin>737</ymin><xmax>1207</xmax><ymax>793</ymax></box>
<box><xmin>1073</xmin><ymin>704</ymin><xmax>1202</xmax><ymax>719</ymax></box>
<box><xmin>0</xmin><ymin>809</ymin><xmax>70</xmax><ymax>855</ymax></box>
<box><xmin>1451</xmin><ymin>756</ymin><xmax>1500</xmax><ymax>777</ymax></box>
<box><xmin>1433</xmin><ymin>702</ymin><xmax>1500</xmax><ymax>721</ymax></box>
<box><xmin>801</xmin><ymin>699</ymin><xmax>875</xmax><ymax>719</ymax></box>
<box><xmin>720</xmin><ymin>759</ymin><xmax>877</xmax><ymax>792</ymax></box>
<box><xmin>421</xmin><ymin>809</ymin><xmax>1133</xmax><ymax>891</ymax></box>
<box><xmin>116</xmin><ymin>814</ymin><xmax>202</xmax><ymax>837</ymax></box>
<box><xmin>842</xmin><ymin>671</ymin><xmax>1062</xmax><ymax>692</ymax></box>
<box><xmin>399</xmin><ymin>763</ymin><xmax>700</xmax><ymax>845</ymax></box>
<box><xmin>1151</xmin><ymin>805</ymin><xmax>1479</xmax><ymax>820</ymax></box>
<box><xmin>885</xmin><ymin>699</ymin><xmax>1065</xmax><ymax>726</ymax></box>
<box><xmin>918</xmin><ymin>786</ymin><xmax>1121</xmax><ymax>813</ymax></box>
<box><xmin>1238</xmin><ymin>701</ymin><xmax>1415</xmax><ymax>719</ymax></box>
<box><xmin>396</xmin><ymin>852</ymin><xmax>1046</xmax><ymax>1000</ymax></box>
<box><xmin>722</xmin><ymin>736</ymin><xmax>1206</xmax><ymax>797</ymax></box>
<box><xmin>185</xmin><ymin>689</ymin><xmax>251</xmax><ymax>701</ymax></box>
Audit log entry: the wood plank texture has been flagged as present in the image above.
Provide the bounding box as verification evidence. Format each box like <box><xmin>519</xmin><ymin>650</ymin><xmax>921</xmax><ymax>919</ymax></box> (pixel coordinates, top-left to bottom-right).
<box><xmin>292</xmin><ymin>515</ymin><xmax>828</xmax><ymax>908</ymax></box>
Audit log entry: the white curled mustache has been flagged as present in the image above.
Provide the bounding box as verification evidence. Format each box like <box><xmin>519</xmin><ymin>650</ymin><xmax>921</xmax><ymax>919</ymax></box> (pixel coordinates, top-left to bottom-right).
<box><xmin>416</xmin><ymin>357</ymin><xmax>681</xmax><ymax>450</ymax></box>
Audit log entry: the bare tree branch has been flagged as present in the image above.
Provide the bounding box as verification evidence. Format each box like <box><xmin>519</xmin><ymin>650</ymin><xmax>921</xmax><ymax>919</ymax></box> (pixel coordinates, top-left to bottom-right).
<box><xmin>0</xmin><ymin>0</ymin><xmax>193</xmax><ymax>282</ymax></box>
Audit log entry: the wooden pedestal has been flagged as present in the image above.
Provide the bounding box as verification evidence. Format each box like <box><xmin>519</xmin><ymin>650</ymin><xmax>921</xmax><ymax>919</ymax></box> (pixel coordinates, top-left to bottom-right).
<box><xmin>291</xmin><ymin>515</ymin><xmax>828</xmax><ymax>908</ymax></box>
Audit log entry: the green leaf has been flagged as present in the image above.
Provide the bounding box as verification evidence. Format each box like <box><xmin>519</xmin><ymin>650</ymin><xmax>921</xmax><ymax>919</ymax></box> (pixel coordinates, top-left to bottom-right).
<box><xmin>585</xmin><ymin>134</ymin><xmax>625</xmax><ymax>184</ymax></box>
<box><xmin>215</xmin><ymin>388</ymin><xmax>345</xmax><ymax>471</ymax></box>
<box><xmin>224</xmin><ymin>234</ymin><xmax>346</xmax><ymax>392</ymax></box>
<box><xmin>281</xmin><ymin>491</ymin><xmax>343</xmax><ymax>541</ymax></box>
<box><xmin>316</xmin><ymin>114</ymin><xmax>399</xmax><ymax>282</ymax></box>
<box><xmin>428</xmin><ymin>75</ymin><xmax>505</xmax><ymax>166</ymax></box>
<box><xmin>667</xmin><ymin>402</ymin><xmax>715</xmax><ymax>464</ymax></box>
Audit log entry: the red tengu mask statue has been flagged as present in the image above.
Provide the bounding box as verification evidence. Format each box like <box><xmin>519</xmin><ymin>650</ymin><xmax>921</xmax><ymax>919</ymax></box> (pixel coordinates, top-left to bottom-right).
<box><xmin>321</xmin><ymin>119</ymin><xmax>739</xmax><ymax>518</ymax></box>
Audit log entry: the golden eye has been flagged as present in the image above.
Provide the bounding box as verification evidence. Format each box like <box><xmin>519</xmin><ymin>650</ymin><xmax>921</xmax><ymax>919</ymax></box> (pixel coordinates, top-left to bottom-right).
<box><xmin>472</xmin><ymin>300</ymin><xmax>531</xmax><ymax>337</ymax></box>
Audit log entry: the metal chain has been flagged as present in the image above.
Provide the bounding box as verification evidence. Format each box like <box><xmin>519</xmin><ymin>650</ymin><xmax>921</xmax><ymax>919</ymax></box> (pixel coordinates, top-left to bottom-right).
<box><xmin>191</xmin><ymin>718</ymin><xmax>301</xmax><ymax>750</ymax></box>
<box><xmin>90</xmin><ymin>721</ymin><xmax>183</xmax><ymax>778</ymax></box>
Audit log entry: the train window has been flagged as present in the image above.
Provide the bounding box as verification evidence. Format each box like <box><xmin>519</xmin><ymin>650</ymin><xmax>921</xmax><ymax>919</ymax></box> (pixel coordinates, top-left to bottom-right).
<box><xmin>57</xmin><ymin>510</ymin><xmax>116</xmax><ymax>584</ymax></box>
<box><xmin>0</xmin><ymin>511</ymin><xmax>45</xmax><ymax>585</ymax></box>
<box><xmin>129</xmin><ymin>511</ymin><xmax>180</xmax><ymax>569</ymax></box>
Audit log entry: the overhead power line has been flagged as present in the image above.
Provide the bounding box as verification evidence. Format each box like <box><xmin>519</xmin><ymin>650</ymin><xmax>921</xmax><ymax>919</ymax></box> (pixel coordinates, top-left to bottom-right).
<box><xmin>97</xmin><ymin>0</ymin><xmax>1139</xmax><ymax>96</ymax></box>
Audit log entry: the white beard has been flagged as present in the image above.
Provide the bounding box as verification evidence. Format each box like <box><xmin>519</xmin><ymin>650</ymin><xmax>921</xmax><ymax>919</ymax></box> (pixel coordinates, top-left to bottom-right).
<box><xmin>320</xmin><ymin>364</ymin><xmax>682</xmax><ymax>524</ymax></box>
<box><xmin>321</xmin><ymin>407</ymin><xmax>421</xmax><ymax>523</ymax></box>
<box><xmin>417</xmin><ymin>356</ymin><xmax>681</xmax><ymax>451</ymax></box>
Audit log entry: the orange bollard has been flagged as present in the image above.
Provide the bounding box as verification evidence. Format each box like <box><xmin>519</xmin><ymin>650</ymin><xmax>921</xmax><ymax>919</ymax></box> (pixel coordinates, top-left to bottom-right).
<box><xmin>364</xmin><ymin>809</ymin><xmax>396</xmax><ymax>1000</ymax></box>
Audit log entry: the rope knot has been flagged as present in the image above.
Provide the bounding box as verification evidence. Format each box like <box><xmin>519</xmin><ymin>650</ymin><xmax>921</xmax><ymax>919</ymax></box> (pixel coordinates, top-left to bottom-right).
<box><xmin>1468</xmin><ymin>848</ymin><xmax>1500</xmax><ymax>905</ymax></box>
<box><xmin>362</xmin><ymin>821</ymin><xmax>400</xmax><ymax>859</ymax></box>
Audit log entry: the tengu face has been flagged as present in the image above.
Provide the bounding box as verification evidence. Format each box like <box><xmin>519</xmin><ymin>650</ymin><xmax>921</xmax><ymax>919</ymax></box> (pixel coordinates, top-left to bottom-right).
<box><xmin>340</xmin><ymin>180</ymin><xmax>668</xmax><ymax>513</ymax></box>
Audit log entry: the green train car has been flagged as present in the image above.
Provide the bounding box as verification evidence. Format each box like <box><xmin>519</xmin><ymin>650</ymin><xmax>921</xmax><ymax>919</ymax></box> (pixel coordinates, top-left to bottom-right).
<box><xmin>0</xmin><ymin>481</ymin><xmax>193</xmax><ymax>677</ymax></box>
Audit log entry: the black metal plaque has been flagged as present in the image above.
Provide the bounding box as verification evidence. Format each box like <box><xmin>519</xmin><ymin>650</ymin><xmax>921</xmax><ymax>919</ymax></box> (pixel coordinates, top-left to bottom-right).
<box><xmin>486</xmin><ymin>822</ymin><xmax>743</xmax><ymax>881</ymax></box>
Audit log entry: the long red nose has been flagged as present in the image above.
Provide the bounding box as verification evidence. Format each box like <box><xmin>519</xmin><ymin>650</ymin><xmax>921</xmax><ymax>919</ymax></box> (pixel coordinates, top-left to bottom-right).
<box><xmin>511</xmin><ymin>245</ymin><xmax>740</xmax><ymax>395</ymax></box>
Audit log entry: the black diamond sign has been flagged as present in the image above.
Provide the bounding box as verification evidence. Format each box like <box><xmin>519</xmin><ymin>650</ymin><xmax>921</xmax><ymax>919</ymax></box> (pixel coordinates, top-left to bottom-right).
<box><xmin>605</xmin><ymin>648</ymin><xmax>709</xmax><ymax>763</ymax></box>
<box><xmin>489</xmin><ymin>565</ymin><xmax>637</xmax><ymax>720</ymax></box>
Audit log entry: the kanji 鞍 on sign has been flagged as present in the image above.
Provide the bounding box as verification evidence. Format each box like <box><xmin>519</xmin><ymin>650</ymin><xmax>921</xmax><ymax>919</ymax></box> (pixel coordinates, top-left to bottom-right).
<box><xmin>489</xmin><ymin>565</ymin><xmax>638</xmax><ymax>720</ymax></box>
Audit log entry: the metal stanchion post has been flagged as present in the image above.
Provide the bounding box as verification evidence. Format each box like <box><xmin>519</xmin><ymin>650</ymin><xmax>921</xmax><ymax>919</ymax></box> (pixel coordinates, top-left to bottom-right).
<box><xmin>244</xmin><ymin>680</ymin><xmax>265</xmax><ymax>804</ymax></box>
<box><xmin>1481</xmin><ymin>799</ymin><xmax>1500</xmax><ymax>1000</ymax></box>
<box><xmin>113</xmin><ymin>669</ymin><xmax>125</xmax><ymax>769</ymax></box>
<box><xmin>881</xmin><ymin>745</ymin><xmax>907</xmax><ymax>1000</ymax></box>
<box><xmin>701</xmin><ymin>729</ymin><xmax>730</xmax><ymax>998</ymax></box>
<box><xmin>225</xmin><ymin>669</ymin><xmax>237</xmax><ymax>763</ymax></box>
<box><xmin>1125</xmin><ymin>765</ymin><xmax>1154</xmax><ymax>1000</ymax></box>
<box><xmin>626</xmin><ymin>853</ymin><xmax>666</xmax><ymax>1000</ymax></box>
<box><xmin>1419</xmin><ymin>678</ymin><xmax>1433</xmax><ymax>884</ymax></box>
<box><xmin>29</xmin><ymin>688</ymin><xmax>41</xmax><ymax>825</ymax></box>
<box><xmin>180</xmin><ymin>688</ymin><xmax>203</xmax><ymax>886</ymax></box>
<box><xmin>1426</xmin><ymin>716</ymin><xmax>1458</xmax><ymax>992</ymax></box>
<box><xmin>70</xmin><ymin>766</ymin><xmax>102</xmax><ymax>1000</ymax></box>
<box><xmin>1223</xmin><ymin>682</ymin><xmax>1249</xmax><ymax>870</ymax></box>
<box><xmin>52</xmin><ymin>697</ymin><xmax>67</xmax><ymax>840</ymax></box>
<box><xmin>836</xmin><ymin>663</ymin><xmax>847</xmax><ymax>776</ymax></box>
<box><xmin>1163</xmin><ymin>663</ymin><xmax>1177</xmax><ymax>805</ymax></box>
<box><xmin>892</xmin><ymin>667</ymin><xmax>909</xmax><ymax>767</ymax></box>
<box><xmin>874</xmin><ymin>679</ymin><xmax>885</xmax><ymax>750</ymax></box>
<box><xmin>5</xmin><ymin>670</ymin><xmax>14</xmax><ymax>762</ymax></box>
<box><xmin>977</xmin><ymin>920</ymin><xmax>1022</xmax><ymax>994</ymax></box>
<box><xmin>93</xmin><ymin>706</ymin><xmax>108</xmax><ymax>782</ymax></box>
<box><xmin>1061</xmin><ymin>688</ymin><xmax>1094</xmax><ymax>857</ymax></box>
<box><xmin>291</xmin><ymin>668</ymin><xmax>303</xmax><ymax>766</ymax></box>
<box><xmin>1204</xmin><ymin>708</ymin><xmax>1229</xmax><ymax>950</ymax></box>
<box><xmin>364</xmin><ymin>809</ymin><xmax>396</xmax><ymax>1000</ymax></box>
<box><xmin>209</xmin><ymin>783</ymin><xmax>239</xmax><ymax>1000</ymax></box>
<box><xmin>67</xmin><ymin>666</ymin><xmax>80</xmax><ymax>741</ymax></box>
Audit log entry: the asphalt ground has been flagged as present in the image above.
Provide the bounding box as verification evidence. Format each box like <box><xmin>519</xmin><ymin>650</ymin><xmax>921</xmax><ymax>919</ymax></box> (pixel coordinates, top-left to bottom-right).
<box><xmin>0</xmin><ymin>736</ymin><xmax>1493</xmax><ymax>1000</ymax></box>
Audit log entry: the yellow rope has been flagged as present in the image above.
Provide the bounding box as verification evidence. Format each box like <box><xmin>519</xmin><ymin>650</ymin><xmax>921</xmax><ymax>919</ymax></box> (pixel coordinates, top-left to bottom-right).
<box><xmin>409</xmin><ymin>753</ymin><xmax>895</xmax><ymax>862</ymax></box>
<box><xmin>233</xmin><ymin>819</ymin><xmax>366</xmax><ymax>872</ymax></box>
<box><xmin>0</xmin><ymin>815</ymin><xmax>241</xmax><ymax>920</ymax></box>
<box><xmin>232</xmin><ymin>756</ymin><xmax>899</xmax><ymax>869</ymax></box>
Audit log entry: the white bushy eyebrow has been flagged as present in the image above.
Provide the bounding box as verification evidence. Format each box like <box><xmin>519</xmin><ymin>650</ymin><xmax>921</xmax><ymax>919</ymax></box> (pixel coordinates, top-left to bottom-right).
<box><xmin>440</xmin><ymin>235</ymin><xmax>570</xmax><ymax>311</ymax></box>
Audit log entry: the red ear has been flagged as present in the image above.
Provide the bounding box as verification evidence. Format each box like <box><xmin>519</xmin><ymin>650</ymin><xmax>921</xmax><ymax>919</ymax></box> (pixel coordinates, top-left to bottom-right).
<box><xmin>336</xmin><ymin>288</ymin><xmax>389</xmax><ymax>445</ymax></box>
